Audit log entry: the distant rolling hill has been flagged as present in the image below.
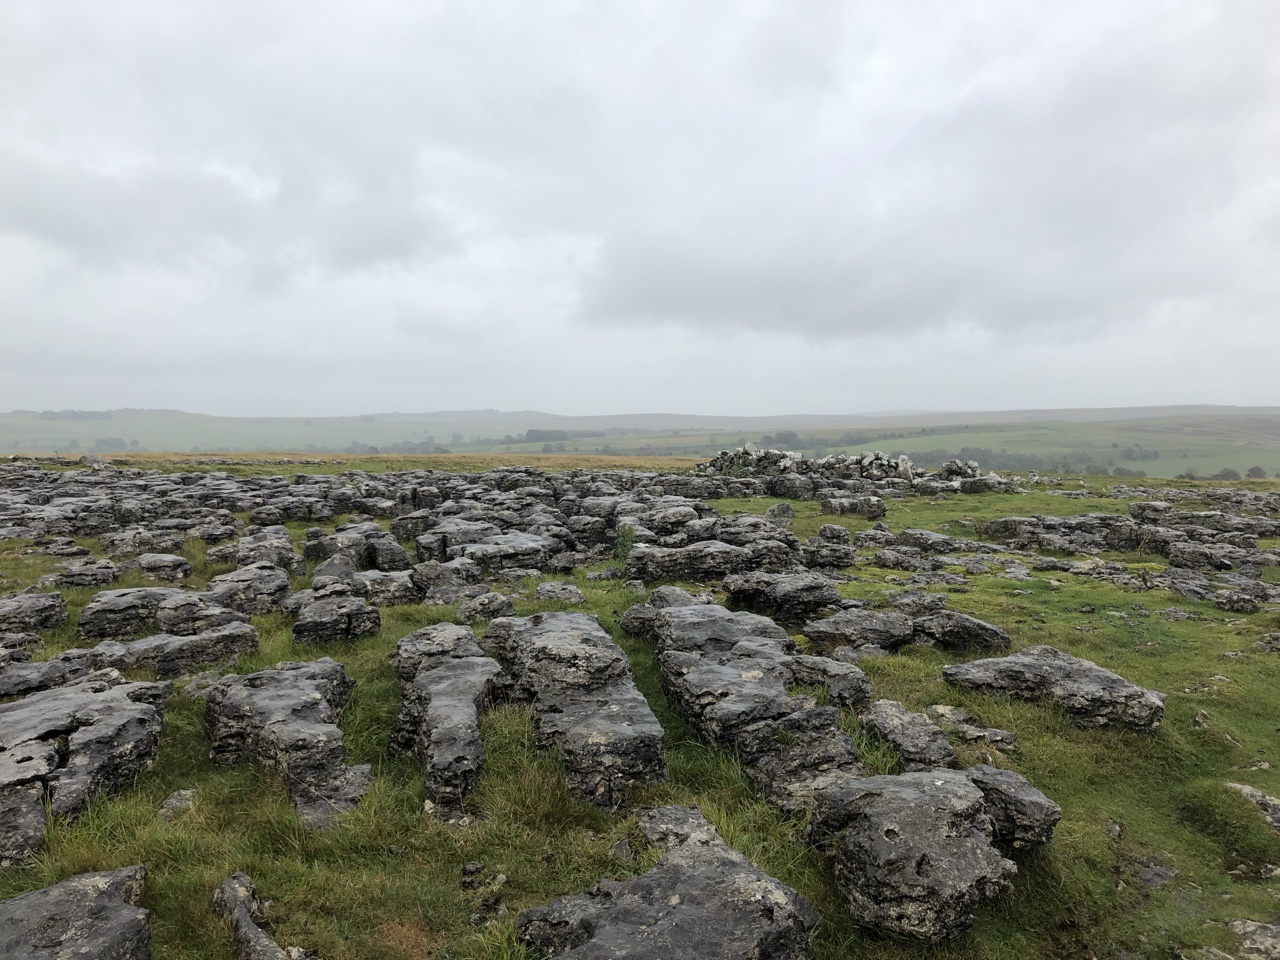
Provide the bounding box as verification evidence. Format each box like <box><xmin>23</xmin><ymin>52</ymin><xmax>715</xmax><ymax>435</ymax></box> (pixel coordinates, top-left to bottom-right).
<box><xmin>3</xmin><ymin>405</ymin><xmax>1280</xmax><ymax>479</ymax></box>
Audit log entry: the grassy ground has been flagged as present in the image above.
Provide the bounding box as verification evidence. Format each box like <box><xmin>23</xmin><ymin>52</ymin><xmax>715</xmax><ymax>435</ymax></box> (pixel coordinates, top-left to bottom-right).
<box><xmin>1</xmin><ymin>482</ymin><xmax>1279</xmax><ymax>958</ymax></box>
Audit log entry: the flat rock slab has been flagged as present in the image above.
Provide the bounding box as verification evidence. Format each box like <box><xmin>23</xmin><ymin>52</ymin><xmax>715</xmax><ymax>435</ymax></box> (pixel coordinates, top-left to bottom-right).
<box><xmin>0</xmin><ymin>865</ymin><xmax>150</xmax><ymax>959</ymax></box>
<box><xmin>517</xmin><ymin>805</ymin><xmax>817</xmax><ymax>960</ymax></box>
<box><xmin>943</xmin><ymin>645</ymin><xmax>1165</xmax><ymax>731</ymax></box>
<box><xmin>390</xmin><ymin>624</ymin><xmax>507</xmax><ymax>817</ymax></box>
<box><xmin>483</xmin><ymin>612</ymin><xmax>666</xmax><ymax>807</ymax></box>
<box><xmin>80</xmin><ymin>621</ymin><xmax>259</xmax><ymax>678</ymax></box>
<box><xmin>625</xmin><ymin>540</ymin><xmax>755</xmax><ymax>582</ymax></box>
<box><xmin>1</xmin><ymin>673</ymin><xmax>166</xmax><ymax>864</ymax></box>
<box><xmin>204</xmin><ymin>658</ymin><xmax>370</xmax><ymax>829</ymax></box>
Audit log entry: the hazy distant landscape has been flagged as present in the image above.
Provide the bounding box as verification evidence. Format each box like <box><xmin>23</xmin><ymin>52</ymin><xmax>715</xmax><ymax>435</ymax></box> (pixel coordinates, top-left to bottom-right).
<box><xmin>6</xmin><ymin>405</ymin><xmax>1280</xmax><ymax>480</ymax></box>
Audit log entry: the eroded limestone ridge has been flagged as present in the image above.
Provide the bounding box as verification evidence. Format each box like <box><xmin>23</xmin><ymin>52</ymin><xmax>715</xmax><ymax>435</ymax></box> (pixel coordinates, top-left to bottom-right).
<box><xmin>482</xmin><ymin>611</ymin><xmax>667</xmax><ymax>807</ymax></box>
<box><xmin>625</xmin><ymin>594</ymin><xmax>1060</xmax><ymax>942</ymax></box>
<box><xmin>0</xmin><ymin>672</ymin><xmax>166</xmax><ymax>865</ymax></box>
<box><xmin>389</xmin><ymin>623</ymin><xmax>507</xmax><ymax>818</ymax></box>
<box><xmin>517</xmin><ymin>805</ymin><xmax>818</xmax><ymax>960</ymax></box>
<box><xmin>203</xmin><ymin>658</ymin><xmax>371</xmax><ymax>829</ymax></box>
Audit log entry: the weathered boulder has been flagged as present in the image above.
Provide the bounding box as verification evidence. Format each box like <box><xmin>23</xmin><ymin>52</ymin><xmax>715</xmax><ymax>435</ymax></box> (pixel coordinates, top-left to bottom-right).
<box><xmin>207</xmin><ymin>562</ymin><xmax>290</xmax><ymax>614</ymax></box>
<box><xmin>483</xmin><ymin>612</ymin><xmax>666</xmax><ymax>806</ymax></box>
<box><xmin>812</xmin><ymin>771</ymin><xmax>1016</xmax><ymax>942</ymax></box>
<box><xmin>409</xmin><ymin>560</ymin><xmax>486</xmax><ymax>605</ymax></box>
<box><xmin>389</xmin><ymin>624</ymin><xmax>507</xmax><ymax>817</ymax></box>
<box><xmin>913</xmin><ymin>611</ymin><xmax>1012</xmax><ymax>650</ymax></box>
<box><xmin>77</xmin><ymin>587</ymin><xmax>188</xmax><ymax>640</ymax></box>
<box><xmin>1</xmin><ymin>673</ymin><xmax>165</xmax><ymax>864</ymax></box>
<box><xmin>0</xmin><ymin>865</ymin><xmax>150</xmax><ymax>959</ymax></box>
<box><xmin>943</xmin><ymin>645</ymin><xmax>1165</xmax><ymax>731</ymax></box>
<box><xmin>292</xmin><ymin>593</ymin><xmax>381</xmax><ymax>644</ymax></box>
<box><xmin>204</xmin><ymin>658</ymin><xmax>370</xmax><ymax>828</ymax></box>
<box><xmin>534</xmin><ymin>581</ymin><xmax>586</xmax><ymax>605</ymax></box>
<box><xmin>635</xmin><ymin>603</ymin><xmax>791</xmax><ymax>654</ymax></box>
<box><xmin>861</xmin><ymin>700</ymin><xmax>957</xmax><ymax>771</ymax></box>
<box><xmin>963</xmin><ymin>765</ymin><xmax>1061</xmax><ymax>850</ymax></box>
<box><xmin>803</xmin><ymin>608</ymin><xmax>915</xmax><ymax>652</ymax></box>
<box><xmin>448</xmin><ymin>532</ymin><xmax>558</xmax><ymax>570</ymax></box>
<box><xmin>724</xmin><ymin>571</ymin><xmax>840</xmax><ymax>624</ymax></box>
<box><xmin>821</xmin><ymin>496</ymin><xmax>886</xmax><ymax>519</ymax></box>
<box><xmin>350</xmin><ymin>569</ymin><xmax>423</xmax><ymax>606</ymax></box>
<box><xmin>0</xmin><ymin>591</ymin><xmax>68</xmax><ymax>633</ymax></box>
<box><xmin>234</xmin><ymin>525</ymin><xmax>302</xmax><ymax>572</ymax></box>
<box><xmin>38</xmin><ymin>557</ymin><xmax>118</xmax><ymax>588</ymax></box>
<box><xmin>131</xmin><ymin>552</ymin><xmax>192</xmax><ymax>582</ymax></box>
<box><xmin>457</xmin><ymin>592</ymin><xmax>515</xmax><ymax>622</ymax></box>
<box><xmin>625</xmin><ymin>540</ymin><xmax>754</xmax><ymax>582</ymax></box>
<box><xmin>154</xmin><ymin>593</ymin><xmax>249</xmax><ymax>636</ymax></box>
<box><xmin>517</xmin><ymin>806</ymin><xmax>817</xmax><ymax>960</ymax></box>
<box><xmin>0</xmin><ymin>654</ymin><xmax>92</xmax><ymax>698</ymax></box>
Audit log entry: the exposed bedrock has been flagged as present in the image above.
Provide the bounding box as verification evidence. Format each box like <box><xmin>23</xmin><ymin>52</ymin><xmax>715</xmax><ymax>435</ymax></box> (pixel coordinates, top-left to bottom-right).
<box><xmin>0</xmin><ymin>865</ymin><xmax>151</xmax><ymax>959</ymax></box>
<box><xmin>0</xmin><ymin>673</ymin><xmax>166</xmax><ymax>864</ymax></box>
<box><xmin>204</xmin><ymin>658</ymin><xmax>370</xmax><ymax>829</ymax></box>
<box><xmin>517</xmin><ymin>805</ymin><xmax>817</xmax><ymax>960</ymax></box>
<box><xmin>943</xmin><ymin>645</ymin><xmax>1166</xmax><ymax>730</ymax></box>
<box><xmin>389</xmin><ymin>623</ymin><xmax>507</xmax><ymax>817</ymax></box>
<box><xmin>482</xmin><ymin>612</ymin><xmax>666</xmax><ymax>807</ymax></box>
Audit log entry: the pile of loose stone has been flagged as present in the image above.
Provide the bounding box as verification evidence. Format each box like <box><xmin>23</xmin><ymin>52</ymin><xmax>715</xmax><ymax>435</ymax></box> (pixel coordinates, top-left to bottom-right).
<box><xmin>1</xmin><ymin>451</ymin><xmax>1275</xmax><ymax>957</ymax></box>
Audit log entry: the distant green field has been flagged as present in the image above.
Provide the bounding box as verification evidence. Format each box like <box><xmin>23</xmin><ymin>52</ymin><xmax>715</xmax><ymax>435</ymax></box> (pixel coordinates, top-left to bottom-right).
<box><xmin>3</xmin><ymin>407</ymin><xmax>1279</xmax><ymax>479</ymax></box>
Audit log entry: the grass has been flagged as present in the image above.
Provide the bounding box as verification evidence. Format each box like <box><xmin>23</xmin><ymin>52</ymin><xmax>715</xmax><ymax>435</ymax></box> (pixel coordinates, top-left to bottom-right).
<box><xmin>2</xmin><ymin>477</ymin><xmax>1279</xmax><ymax>958</ymax></box>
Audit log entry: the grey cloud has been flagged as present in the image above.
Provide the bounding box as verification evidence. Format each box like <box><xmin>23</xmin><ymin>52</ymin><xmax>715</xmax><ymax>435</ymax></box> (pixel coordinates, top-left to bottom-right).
<box><xmin>0</xmin><ymin>1</ymin><xmax>1276</xmax><ymax>415</ymax></box>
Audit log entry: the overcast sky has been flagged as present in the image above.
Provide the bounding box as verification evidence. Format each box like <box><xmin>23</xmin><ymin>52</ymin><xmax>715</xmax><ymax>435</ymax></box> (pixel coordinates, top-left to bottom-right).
<box><xmin>1</xmin><ymin>1</ymin><xmax>1277</xmax><ymax>417</ymax></box>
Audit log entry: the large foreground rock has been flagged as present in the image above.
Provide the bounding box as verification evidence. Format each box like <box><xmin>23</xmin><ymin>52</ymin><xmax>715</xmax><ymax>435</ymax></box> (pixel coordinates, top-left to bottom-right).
<box><xmin>517</xmin><ymin>805</ymin><xmax>817</xmax><ymax>960</ymax></box>
<box><xmin>812</xmin><ymin>770</ymin><xmax>1017</xmax><ymax>942</ymax></box>
<box><xmin>1</xmin><ymin>674</ymin><xmax>166</xmax><ymax>864</ymax></box>
<box><xmin>390</xmin><ymin>624</ymin><xmax>507</xmax><ymax>817</ymax></box>
<box><xmin>0</xmin><ymin>865</ymin><xmax>150</xmax><ymax>959</ymax></box>
<box><xmin>204</xmin><ymin>658</ymin><xmax>371</xmax><ymax>828</ymax></box>
<box><xmin>943</xmin><ymin>645</ymin><xmax>1165</xmax><ymax>730</ymax></box>
<box><xmin>483</xmin><ymin>612</ymin><xmax>666</xmax><ymax>806</ymax></box>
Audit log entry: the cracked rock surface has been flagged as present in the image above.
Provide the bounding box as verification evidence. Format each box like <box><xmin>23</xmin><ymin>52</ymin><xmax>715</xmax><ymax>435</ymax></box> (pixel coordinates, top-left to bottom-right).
<box><xmin>389</xmin><ymin>623</ymin><xmax>507</xmax><ymax>817</ymax></box>
<box><xmin>483</xmin><ymin>612</ymin><xmax>666</xmax><ymax>807</ymax></box>
<box><xmin>943</xmin><ymin>645</ymin><xmax>1166</xmax><ymax>730</ymax></box>
<box><xmin>517</xmin><ymin>805</ymin><xmax>817</xmax><ymax>960</ymax></box>
<box><xmin>0</xmin><ymin>865</ymin><xmax>151</xmax><ymax>959</ymax></box>
<box><xmin>1</xmin><ymin>673</ymin><xmax>166</xmax><ymax>864</ymax></box>
<box><xmin>204</xmin><ymin>658</ymin><xmax>370</xmax><ymax>829</ymax></box>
